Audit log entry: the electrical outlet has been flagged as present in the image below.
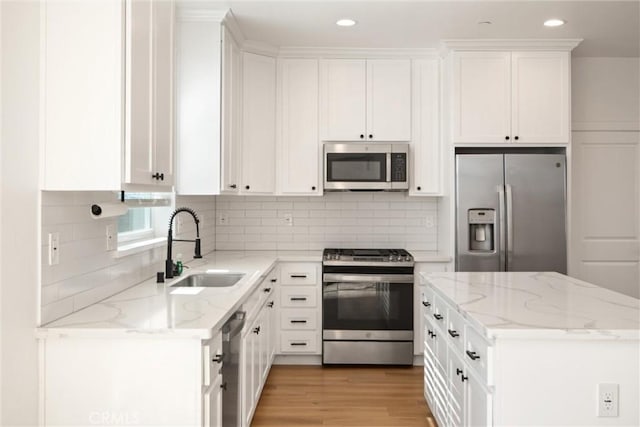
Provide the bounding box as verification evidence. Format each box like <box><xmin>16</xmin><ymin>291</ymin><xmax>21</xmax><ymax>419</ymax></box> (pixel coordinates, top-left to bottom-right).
<box><xmin>218</xmin><ymin>213</ymin><xmax>228</xmax><ymax>225</ymax></box>
<box><xmin>106</xmin><ymin>224</ymin><xmax>116</xmax><ymax>251</ymax></box>
<box><xmin>425</xmin><ymin>215</ymin><xmax>435</xmax><ymax>229</ymax></box>
<box><xmin>284</xmin><ymin>213</ymin><xmax>293</xmax><ymax>226</ymax></box>
<box><xmin>48</xmin><ymin>232</ymin><xmax>60</xmax><ymax>265</ymax></box>
<box><xmin>597</xmin><ymin>383</ymin><xmax>619</xmax><ymax>417</ymax></box>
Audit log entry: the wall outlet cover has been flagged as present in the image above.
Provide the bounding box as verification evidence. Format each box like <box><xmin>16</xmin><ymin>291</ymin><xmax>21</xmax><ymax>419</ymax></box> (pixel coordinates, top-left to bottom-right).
<box><xmin>597</xmin><ymin>383</ymin><xmax>619</xmax><ymax>417</ymax></box>
<box><xmin>106</xmin><ymin>224</ymin><xmax>116</xmax><ymax>251</ymax></box>
<box><xmin>284</xmin><ymin>213</ymin><xmax>293</xmax><ymax>226</ymax></box>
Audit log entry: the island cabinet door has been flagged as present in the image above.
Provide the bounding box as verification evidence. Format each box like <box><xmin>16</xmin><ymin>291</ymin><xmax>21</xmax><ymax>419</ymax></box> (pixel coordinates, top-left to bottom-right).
<box><xmin>466</xmin><ymin>370</ymin><xmax>493</xmax><ymax>427</ymax></box>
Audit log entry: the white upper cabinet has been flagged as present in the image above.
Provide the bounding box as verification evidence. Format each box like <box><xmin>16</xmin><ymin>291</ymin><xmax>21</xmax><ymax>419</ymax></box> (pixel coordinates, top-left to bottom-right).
<box><xmin>511</xmin><ymin>51</ymin><xmax>570</xmax><ymax>143</ymax></box>
<box><xmin>41</xmin><ymin>0</ymin><xmax>174</xmax><ymax>191</ymax></box>
<box><xmin>366</xmin><ymin>59</ymin><xmax>412</xmax><ymax>141</ymax></box>
<box><xmin>277</xmin><ymin>58</ymin><xmax>321</xmax><ymax>196</ymax></box>
<box><xmin>124</xmin><ymin>0</ymin><xmax>174</xmax><ymax>187</ymax></box>
<box><xmin>220</xmin><ymin>26</ymin><xmax>242</xmax><ymax>194</ymax></box>
<box><xmin>452</xmin><ymin>50</ymin><xmax>570</xmax><ymax>144</ymax></box>
<box><xmin>452</xmin><ymin>52</ymin><xmax>511</xmax><ymax>143</ymax></box>
<box><xmin>175</xmin><ymin>15</ymin><xmax>222</xmax><ymax>195</ymax></box>
<box><xmin>320</xmin><ymin>59</ymin><xmax>411</xmax><ymax>141</ymax></box>
<box><xmin>410</xmin><ymin>58</ymin><xmax>442</xmax><ymax>196</ymax></box>
<box><xmin>241</xmin><ymin>52</ymin><xmax>277</xmax><ymax>195</ymax></box>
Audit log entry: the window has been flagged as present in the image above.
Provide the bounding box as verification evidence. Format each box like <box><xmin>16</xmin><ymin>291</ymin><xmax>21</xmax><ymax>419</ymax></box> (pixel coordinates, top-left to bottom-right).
<box><xmin>117</xmin><ymin>192</ymin><xmax>173</xmax><ymax>248</ymax></box>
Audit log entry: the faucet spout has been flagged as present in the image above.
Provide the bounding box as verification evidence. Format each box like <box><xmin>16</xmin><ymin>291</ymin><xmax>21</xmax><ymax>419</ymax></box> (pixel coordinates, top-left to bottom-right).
<box><xmin>165</xmin><ymin>207</ymin><xmax>202</xmax><ymax>279</ymax></box>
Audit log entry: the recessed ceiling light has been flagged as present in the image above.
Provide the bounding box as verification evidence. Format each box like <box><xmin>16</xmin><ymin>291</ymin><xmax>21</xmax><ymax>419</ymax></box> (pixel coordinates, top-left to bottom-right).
<box><xmin>544</xmin><ymin>19</ymin><xmax>566</xmax><ymax>27</ymax></box>
<box><xmin>336</xmin><ymin>19</ymin><xmax>357</xmax><ymax>27</ymax></box>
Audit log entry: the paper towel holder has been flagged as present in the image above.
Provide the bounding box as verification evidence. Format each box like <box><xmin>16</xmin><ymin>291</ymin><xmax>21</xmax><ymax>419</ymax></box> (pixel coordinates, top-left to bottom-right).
<box><xmin>90</xmin><ymin>202</ymin><xmax>129</xmax><ymax>219</ymax></box>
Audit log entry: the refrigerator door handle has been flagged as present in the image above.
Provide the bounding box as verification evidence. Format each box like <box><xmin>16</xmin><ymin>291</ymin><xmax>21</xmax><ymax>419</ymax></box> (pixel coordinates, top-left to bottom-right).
<box><xmin>506</xmin><ymin>183</ymin><xmax>514</xmax><ymax>270</ymax></box>
<box><xmin>497</xmin><ymin>185</ymin><xmax>506</xmax><ymax>272</ymax></box>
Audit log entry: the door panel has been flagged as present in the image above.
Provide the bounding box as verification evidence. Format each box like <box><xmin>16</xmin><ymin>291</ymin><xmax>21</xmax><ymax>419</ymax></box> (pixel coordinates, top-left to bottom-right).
<box><xmin>456</xmin><ymin>154</ymin><xmax>504</xmax><ymax>271</ymax></box>
<box><xmin>505</xmin><ymin>154</ymin><xmax>566</xmax><ymax>273</ymax></box>
<box><xmin>366</xmin><ymin>59</ymin><xmax>411</xmax><ymax>141</ymax></box>
<box><xmin>320</xmin><ymin>59</ymin><xmax>366</xmax><ymax>141</ymax></box>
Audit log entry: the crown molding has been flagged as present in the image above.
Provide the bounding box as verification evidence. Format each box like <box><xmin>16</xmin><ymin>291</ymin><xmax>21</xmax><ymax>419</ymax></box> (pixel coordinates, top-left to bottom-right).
<box><xmin>221</xmin><ymin>9</ymin><xmax>245</xmax><ymax>45</ymax></box>
<box><xmin>176</xmin><ymin>7</ymin><xmax>229</xmax><ymax>23</ymax></box>
<box><xmin>277</xmin><ymin>47</ymin><xmax>440</xmax><ymax>59</ymax></box>
<box><xmin>441</xmin><ymin>39</ymin><xmax>583</xmax><ymax>52</ymax></box>
<box><xmin>242</xmin><ymin>40</ymin><xmax>280</xmax><ymax>57</ymax></box>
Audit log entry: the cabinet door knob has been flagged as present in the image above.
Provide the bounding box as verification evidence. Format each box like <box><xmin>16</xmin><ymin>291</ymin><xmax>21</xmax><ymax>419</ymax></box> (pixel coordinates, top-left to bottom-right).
<box><xmin>461</xmin><ymin>374</ymin><xmax>468</xmax><ymax>382</ymax></box>
<box><xmin>422</xmin><ymin>301</ymin><xmax>431</xmax><ymax>307</ymax></box>
<box><xmin>220</xmin><ymin>382</ymin><xmax>227</xmax><ymax>390</ymax></box>
<box><xmin>514</xmin><ymin>136</ymin><xmax>519</xmax><ymax>141</ymax></box>
<box><xmin>360</xmin><ymin>134</ymin><xmax>364</xmax><ymax>139</ymax></box>
<box><xmin>263</xmin><ymin>287</ymin><xmax>272</xmax><ymax>293</ymax></box>
<box><xmin>417</xmin><ymin>186</ymin><xmax>422</xmax><ymax>191</ymax></box>
<box><xmin>368</xmin><ymin>134</ymin><xmax>373</xmax><ymax>139</ymax></box>
<box><xmin>448</xmin><ymin>329</ymin><xmax>460</xmax><ymax>338</ymax></box>
<box><xmin>229</xmin><ymin>184</ymin><xmax>237</xmax><ymax>189</ymax></box>
<box><xmin>433</xmin><ymin>313</ymin><xmax>443</xmax><ymax>321</ymax></box>
<box><xmin>245</xmin><ymin>185</ymin><xmax>250</xmax><ymax>190</ymax></box>
<box><xmin>253</xmin><ymin>326</ymin><xmax>260</xmax><ymax>334</ymax></box>
<box><xmin>505</xmin><ymin>136</ymin><xmax>510</xmax><ymax>140</ymax></box>
<box><xmin>212</xmin><ymin>353</ymin><xmax>223</xmax><ymax>364</ymax></box>
<box><xmin>312</xmin><ymin>186</ymin><xmax>316</xmax><ymax>191</ymax></box>
<box><xmin>270</xmin><ymin>278</ymin><xmax>277</xmax><ymax>283</ymax></box>
<box><xmin>456</xmin><ymin>368</ymin><xmax>463</xmax><ymax>376</ymax></box>
<box><xmin>267</xmin><ymin>301</ymin><xmax>274</xmax><ymax>308</ymax></box>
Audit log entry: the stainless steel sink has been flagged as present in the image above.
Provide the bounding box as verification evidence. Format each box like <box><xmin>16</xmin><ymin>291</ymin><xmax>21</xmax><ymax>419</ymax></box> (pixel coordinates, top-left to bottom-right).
<box><xmin>170</xmin><ymin>272</ymin><xmax>245</xmax><ymax>288</ymax></box>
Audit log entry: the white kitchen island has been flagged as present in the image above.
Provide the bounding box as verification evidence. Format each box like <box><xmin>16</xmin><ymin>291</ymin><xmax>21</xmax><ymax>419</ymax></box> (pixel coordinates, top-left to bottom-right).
<box><xmin>420</xmin><ymin>271</ymin><xmax>639</xmax><ymax>427</ymax></box>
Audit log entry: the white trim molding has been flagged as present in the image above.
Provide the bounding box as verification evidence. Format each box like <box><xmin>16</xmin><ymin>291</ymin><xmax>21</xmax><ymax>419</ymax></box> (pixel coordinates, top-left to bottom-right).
<box><xmin>278</xmin><ymin>47</ymin><xmax>440</xmax><ymax>59</ymax></box>
<box><xmin>441</xmin><ymin>39</ymin><xmax>583</xmax><ymax>52</ymax></box>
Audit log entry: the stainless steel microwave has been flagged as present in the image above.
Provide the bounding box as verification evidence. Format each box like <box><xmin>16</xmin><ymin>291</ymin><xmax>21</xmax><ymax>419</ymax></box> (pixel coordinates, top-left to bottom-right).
<box><xmin>324</xmin><ymin>143</ymin><xmax>409</xmax><ymax>191</ymax></box>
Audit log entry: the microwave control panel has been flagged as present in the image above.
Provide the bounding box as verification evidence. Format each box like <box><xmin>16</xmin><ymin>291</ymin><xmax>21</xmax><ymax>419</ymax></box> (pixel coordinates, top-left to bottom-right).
<box><xmin>391</xmin><ymin>153</ymin><xmax>407</xmax><ymax>182</ymax></box>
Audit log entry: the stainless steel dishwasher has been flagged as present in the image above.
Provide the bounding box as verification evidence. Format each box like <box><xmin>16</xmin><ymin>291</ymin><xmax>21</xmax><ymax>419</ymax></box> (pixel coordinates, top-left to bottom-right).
<box><xmin>221</xmin><ymin>311</ymin><xmax>245</xmax><ymax>427</ymax></box>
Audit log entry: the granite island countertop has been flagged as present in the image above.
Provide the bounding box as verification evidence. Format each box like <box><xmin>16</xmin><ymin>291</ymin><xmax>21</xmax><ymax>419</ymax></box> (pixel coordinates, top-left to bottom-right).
<box><xmin>421</xmin><ymin>271</ymin><xmax>640</xmax><ymax>340</ymax></box>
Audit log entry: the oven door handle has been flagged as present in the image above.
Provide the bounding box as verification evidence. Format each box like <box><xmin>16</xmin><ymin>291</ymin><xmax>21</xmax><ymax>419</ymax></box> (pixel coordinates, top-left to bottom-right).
<box><xmin>322</xmin><ymin>273</ymin><xmax>414</xmax><ymax>284</ymax></box>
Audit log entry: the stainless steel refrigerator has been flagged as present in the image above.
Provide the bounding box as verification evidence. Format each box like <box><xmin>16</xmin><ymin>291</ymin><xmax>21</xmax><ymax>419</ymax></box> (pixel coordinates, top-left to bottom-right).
<box><xmin>455</xmin><ymin>151</ymin><xmax>566</xmax><ymax>273</ymax></box>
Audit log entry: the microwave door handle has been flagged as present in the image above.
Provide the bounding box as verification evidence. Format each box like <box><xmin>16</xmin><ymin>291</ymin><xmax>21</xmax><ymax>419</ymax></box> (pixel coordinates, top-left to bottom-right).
<box><xmin>386</xmin><ymin>153</ymin><xmax>391</xmax><ymax>183</ymax></box>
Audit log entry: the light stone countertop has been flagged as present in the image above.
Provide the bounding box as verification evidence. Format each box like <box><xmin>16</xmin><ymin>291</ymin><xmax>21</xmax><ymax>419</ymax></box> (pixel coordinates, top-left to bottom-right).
<box><xmin>37</xmin><ymin>250</ymin><xmax>450</xmax><ymax>340</ymax></box>
<box><xmin>421</xmin><ymin>271</ymin><xmax>640</xmax><ymax>341</ymax></box>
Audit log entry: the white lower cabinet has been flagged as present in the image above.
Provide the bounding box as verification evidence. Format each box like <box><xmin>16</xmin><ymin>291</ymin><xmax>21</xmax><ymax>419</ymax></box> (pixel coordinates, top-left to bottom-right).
<box><xmin>277</xmin><ymin>263</ymin><xmax>322</xmax><ymax>355</ymax></box>
<box><xmin>203</xmin><ymin>374</ymin><xmax>224</xmax><ymax>427</ymax></box>
<box><xmin>240</xmin><ymin>268</ymin><xmax>278</xmax><ymax>426</ymax></box>
<box><xmin>422</xmin><ymin>286</ymin><xmax>493</xmax><ymax>427</ymax></box>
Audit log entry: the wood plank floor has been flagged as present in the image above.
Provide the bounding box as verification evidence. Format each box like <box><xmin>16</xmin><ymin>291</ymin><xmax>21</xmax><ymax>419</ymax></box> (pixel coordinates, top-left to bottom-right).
<box><xmin>251</xmin><ymin>365</ymin><xmax>437</xmax><ymax>427</ymax></box>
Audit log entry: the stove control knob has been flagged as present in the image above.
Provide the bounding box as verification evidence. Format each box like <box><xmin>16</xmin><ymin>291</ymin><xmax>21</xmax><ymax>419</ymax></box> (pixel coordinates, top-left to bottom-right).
<box><xmin>404</xmin><ymin>256</ymin><xmax>412</xmax><ymax>262</ymax></box>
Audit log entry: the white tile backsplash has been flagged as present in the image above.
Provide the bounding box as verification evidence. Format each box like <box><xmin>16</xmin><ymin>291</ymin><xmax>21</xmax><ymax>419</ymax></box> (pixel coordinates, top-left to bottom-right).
<box><xmin>40</xmin><ymin>191</ymin><xmax>216</xmax><ymax>324</ymax></box>
<box><xmin>215</xmin><ymin>192</ymin><xmax>438</xmax><ymax>251</ymax></box>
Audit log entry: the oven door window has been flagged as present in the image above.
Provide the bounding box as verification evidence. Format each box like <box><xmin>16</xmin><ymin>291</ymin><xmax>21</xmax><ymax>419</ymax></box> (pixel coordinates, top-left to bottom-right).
<box><xmin>326</xmin><ymin>153</ymin><xmax>387</xmax><ymax>182</ymax></box>
<box><xmin>323</xmin><ymin>281</ymin><xmax>413</xmax><ymax>330</ymax></box>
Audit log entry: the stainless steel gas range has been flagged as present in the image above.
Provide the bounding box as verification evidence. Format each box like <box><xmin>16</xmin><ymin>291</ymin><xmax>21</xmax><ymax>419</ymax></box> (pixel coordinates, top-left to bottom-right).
<box><xmin>322</xmin><ymin>248</ymin><xmax>415</xmax><ymax>365</ymax></box>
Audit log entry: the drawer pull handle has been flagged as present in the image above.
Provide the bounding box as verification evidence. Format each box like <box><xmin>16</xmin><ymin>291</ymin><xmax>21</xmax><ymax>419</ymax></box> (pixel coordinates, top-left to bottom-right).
<box><xmin>448</xmin><ymin>329</ymin><xmax>459</xmax><ymax>338</ymax></box>
<box><xmin>290</xmin><ymin>297</ymin><xmax>307</xmax><ymax>301</ymax></box>
<box><xmin>428</xmin><ymin>330</ymin><xmax>436</xmax><ymax>339</ymax></box>
<box><xmin>212</xmin><ymin>353</ymin><xmax>224</xmax><ymax>364</ymax></box>
<box><xmin>290</xmin><ymin>274</ymin><xmax>308</xmax><ymax>279</ymax></box>
<box><xmin>422</xmin><ymin>301</ymin><xmax>431</xmax><ymax>307</ymax></box>
<box><xmin>253</xmin><ymin>326</ymin><xmax>261</xmax><ymax>334</ymax></box>
<box><xmin>466</xmin><ymin>350</ymin><xmax>480</xmax><ymax>361</ymax></box>
<box><xmin>290</xmin><ymin>320</ymin><xmax>307</xmax><ymax>324</ymax></box>
<box><xmin>433</xmin><ymin>314</ymin><xmax>443</xmax><ymax>321</ymax></box>
<box><xmin>270</xmin><ymin>278</ymin><xmax>277</xmax><ymax>283</ymax></box>
<box><xmin>263</xmin><ymin>287</ymin><xmax>272</xmax><ymax>293</ymax></box>
<box><xmin>267</xmin><ymin>301</ymin><xmax>274</xmax><ymax>308</ymax></box>
<box><xmin>461</xmin><ymin>374</ymin><xmax>468</xmax><ymax>382</ymax></box>
<box><xmin>290</xmin><ymin>342</ymin><xmax>307</xmax><ymax>346</ymax></box>
<box><xmin>456</xmin><ymin>368</ymin><xmax>463</xmax><ymax>376</ymax></box>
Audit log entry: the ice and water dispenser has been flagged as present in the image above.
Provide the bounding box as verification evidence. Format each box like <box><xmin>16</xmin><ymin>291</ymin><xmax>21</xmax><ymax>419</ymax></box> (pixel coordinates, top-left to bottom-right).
<box><xmin>468</xmin><ymin>209</ymin><xmax>495</xmax><ymax>252</ymax></box>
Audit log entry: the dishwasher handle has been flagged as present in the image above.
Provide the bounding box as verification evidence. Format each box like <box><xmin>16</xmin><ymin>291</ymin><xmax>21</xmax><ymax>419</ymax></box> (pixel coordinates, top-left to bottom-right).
<box><xmin>222</xmin><ymin>311</ymin><xmax>246</xmax><ymax>341</ymax></box>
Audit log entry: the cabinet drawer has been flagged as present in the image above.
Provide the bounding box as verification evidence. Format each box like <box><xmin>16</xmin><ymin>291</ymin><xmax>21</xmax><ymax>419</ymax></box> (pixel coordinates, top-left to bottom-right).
<box><xmin>279</xmin><ymin>263</ymin><xmax>318</xmax><ymax>285</ymax></box>
<box><xmin>202</xmin><ymin>331</ymin><xmax>223</xmax><ymax>387</ymax></box>
<box><xmin>280</xmin><ymin>331</ymin><xmax>319</xmax><ymax>353</ymax></box>
<box><xmin>445</xmin><ymin>306</ymin><xmax>465</xmax><ymax>352</ymax></box>
<box><xmin>465</xmin><ymin>324</ymin><xmax>493</xmax><ymax>385</ymax></box>
<box><xmin>280</xmin><ymin>308</ymin><xmax>318</xmax><ymax>330</ymax></box>
<box><xmin>280</xmin><ymin>287</ymin><xmax>317</xmax><ymax>308</ymax></box>
<box><xmin>430</xmin><ymin>294</ymin><xmax>448</xmax><ymax>332</ymax></box>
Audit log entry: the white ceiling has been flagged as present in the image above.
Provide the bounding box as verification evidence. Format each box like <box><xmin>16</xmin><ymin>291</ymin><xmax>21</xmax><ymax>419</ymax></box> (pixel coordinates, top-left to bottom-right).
<box><xmin>189</xmin><ymin>0</ymin><xmax>640</xmax><ymax>57</ymax></box>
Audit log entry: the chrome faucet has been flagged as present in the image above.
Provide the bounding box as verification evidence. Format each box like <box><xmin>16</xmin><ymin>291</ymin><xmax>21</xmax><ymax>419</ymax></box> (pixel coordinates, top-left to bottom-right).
<box><xmin>165</xmin><ymin>207</ymin><xmax>202</xmax><ymax>279</ymax></box>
